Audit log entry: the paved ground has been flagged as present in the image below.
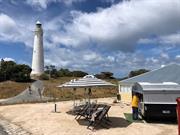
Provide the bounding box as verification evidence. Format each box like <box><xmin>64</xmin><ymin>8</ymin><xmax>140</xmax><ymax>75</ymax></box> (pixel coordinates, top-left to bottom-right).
<box><xmin>0</xmin><ymin>125</ymin><xmax>8</xmax><ymax>135</ymax></box>
<box><xmin>0</xmin><ymin>98</ymin><xmax>178</xmax><ymax>135</ymax></box>
<box><xmin>0</xmin><ymin>117</ymin><xmax>32</xmax><ymax>135</ymax></box>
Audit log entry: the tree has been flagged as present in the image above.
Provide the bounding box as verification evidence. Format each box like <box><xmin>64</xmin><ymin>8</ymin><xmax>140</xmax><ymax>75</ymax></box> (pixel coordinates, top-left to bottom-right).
<box><xmin>0</xmin><ymin>60</ymin><xmax>16</xmax><ymax>80</ymax></box>
<box><xmin>95</xmin><ymin>72</ymin><xmax>115</xmax><ymax>79</ymax></box>
<box><xmin>44</xmin><ymin>65</ymin><xmax>59</xmax><ymax>78</ymax></box>
<box><xmin>0</xmin><ymin>71</ymin><xmax>4</xmax><ymax>81</ymax></box>
<box><xmin>0</xmin><ymin>59</ymin><xmax>32</xmax><ymax>82</ymax></box>
<box><xmin>71</xmin><ymin>70</ymin><xmax>88</xmax><ymax>77</ymax></box>
<box><xmin>51</xmin><ymin>69</ymin><xmax>59</xmax><ymax>78</ymax></box>
<box><xmin>58</xmin><ymin>68</ymin><xmax>72</xmax><ymax>77</ymax></box>
<box><xmin>128</xmin><ymin>69</ymin><xmax>150</xmax><ymax>78</ymax></box>
<box><xmin>11</xmin><ymin>64</ymin><xmax>31</xmax><ymax>82</ymax></box>
<box><xmin>44</xmin><ymin>65</ymin><xmax>50</xmax><ymax>74</ymax></box>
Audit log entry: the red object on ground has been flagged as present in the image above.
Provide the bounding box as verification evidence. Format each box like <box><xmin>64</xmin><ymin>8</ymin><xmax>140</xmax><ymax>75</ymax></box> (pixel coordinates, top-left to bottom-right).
<box><xmin>176</xmin><ymin>98</ymin><xmax>180</xmax><ymax>135</ymax></box>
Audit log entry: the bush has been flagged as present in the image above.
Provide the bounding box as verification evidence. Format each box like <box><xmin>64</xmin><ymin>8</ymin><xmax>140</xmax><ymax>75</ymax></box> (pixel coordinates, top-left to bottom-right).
<box><xmin>39</xmin><ymin>73</ymin><xmax>49</xmax><ymax>80</ymax></box>
<box><xmin>0</xmin><ymin>60</ymin><xmax>32</xmax><ymax>82</ymax></box>
<box><xmin>11</xmin><ymin>64</ymin><xmax>31</xmax><ymax>82</ymax></box>
<box><xmin>11</xmin><ymin>72</ymin><xmax>31</xmax><ymax>82</ymax></box>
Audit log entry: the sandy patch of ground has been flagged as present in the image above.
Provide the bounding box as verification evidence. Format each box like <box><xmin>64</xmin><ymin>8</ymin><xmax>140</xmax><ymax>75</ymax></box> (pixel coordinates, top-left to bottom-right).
<box><xmin>0</xmin><ymin>98</ymin><xmax>178</xmax><ymax>135</ymax></box>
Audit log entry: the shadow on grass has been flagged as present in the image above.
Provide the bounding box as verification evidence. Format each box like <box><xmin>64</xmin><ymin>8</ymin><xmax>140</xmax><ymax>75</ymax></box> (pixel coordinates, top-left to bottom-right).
<box><xmin>76</xmin><ymin>116</ymin><xmax>131</xmax><ymax>130</ymax></box>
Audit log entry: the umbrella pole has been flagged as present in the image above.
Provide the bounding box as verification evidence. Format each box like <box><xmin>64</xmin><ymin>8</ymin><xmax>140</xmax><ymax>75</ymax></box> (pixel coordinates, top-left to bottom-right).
<box><xmin>73</xmin><ymin>88</ymin><xmax>76</xmax><ymax>107</ymax></box>
<box><xmin>84</xmin><ymin>88</ymin><xmax>87</xmax><ymax>104</ymax></box>
<box><xmin>88</xmin><ymin>88</ymin><xmax>91</xmax><ymax>104</ymax></box>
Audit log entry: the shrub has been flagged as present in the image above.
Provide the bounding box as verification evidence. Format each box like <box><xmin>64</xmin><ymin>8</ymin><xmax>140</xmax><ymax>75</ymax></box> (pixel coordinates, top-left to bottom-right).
<box><xmin>11</xmin><ymin>64</ymin><xmax>31</xmax><ymax>82</ymax></box>
<box><xmin>39</xmin><ymin>73</ymin><xmax>49</xmax><ymax>80</ymax></box>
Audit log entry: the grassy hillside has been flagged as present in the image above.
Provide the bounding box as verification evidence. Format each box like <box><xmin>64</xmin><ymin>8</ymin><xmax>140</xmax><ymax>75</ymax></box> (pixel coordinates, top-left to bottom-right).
<box><xmin>0</xmin><ymin>77</ymin><xmax>118</xmax><ymax>101</ymax></box>
<box><xmin>0</xmin><ymin>81</ymin><xmax>31</xmax><ymax>99</ymax></box>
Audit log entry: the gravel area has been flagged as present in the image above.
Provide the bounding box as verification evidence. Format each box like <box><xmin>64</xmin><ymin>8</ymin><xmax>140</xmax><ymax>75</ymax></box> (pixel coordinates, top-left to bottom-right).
<box><xmin>0</xmin><ymin>98</ymin><xmax>178</xmax><ymax>135</ymax></box>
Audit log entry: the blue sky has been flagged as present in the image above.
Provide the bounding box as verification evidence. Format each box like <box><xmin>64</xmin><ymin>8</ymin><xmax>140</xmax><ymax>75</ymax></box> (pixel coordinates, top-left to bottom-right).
<box><xmin>0</xmin><ymin>0</ymin><xmax>180</xmax><ymax>77</ymax></box>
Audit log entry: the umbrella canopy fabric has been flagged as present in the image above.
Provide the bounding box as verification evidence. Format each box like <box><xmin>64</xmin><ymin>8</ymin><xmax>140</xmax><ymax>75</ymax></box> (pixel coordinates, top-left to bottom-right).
<box><xmin>58</xmin><ymin>75</ymin><xmax>116</xmax><ymax>88</ymax></box>
<box><xmin>58</xmin><ymin>75</ymin><xmax>116</xmax><ymax>106</ymax></box>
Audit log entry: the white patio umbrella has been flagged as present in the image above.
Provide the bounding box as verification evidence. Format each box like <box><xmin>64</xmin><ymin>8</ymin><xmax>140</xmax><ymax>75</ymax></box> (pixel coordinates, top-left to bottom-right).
<box><xmin>58</xmin><ymin>75</ymin><xmax>116</xmax><ymax>105</ymax></box>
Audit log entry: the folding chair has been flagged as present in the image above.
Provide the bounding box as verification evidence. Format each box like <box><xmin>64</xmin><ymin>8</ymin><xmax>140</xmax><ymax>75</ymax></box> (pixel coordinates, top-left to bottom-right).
<box><xmin>87</xmin><ymin>105</ymin><xmax>111</xmax><ymax>130</ymax></box>
<box><xmin>75</xmin><ymin>103</ymin><xmax>95</xmax><ymax>119</ymax></box>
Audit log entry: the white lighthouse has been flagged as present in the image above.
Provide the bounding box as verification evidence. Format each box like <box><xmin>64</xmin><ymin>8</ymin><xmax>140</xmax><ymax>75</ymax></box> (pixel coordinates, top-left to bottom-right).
<box><xmin>30</xmin><ymin>21</ymin><xmax>44</xmax><ymax>78</ymax></box>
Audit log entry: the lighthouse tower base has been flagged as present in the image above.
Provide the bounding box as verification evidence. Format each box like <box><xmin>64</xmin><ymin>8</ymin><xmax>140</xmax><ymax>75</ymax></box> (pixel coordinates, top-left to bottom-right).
<box><xmin>30</xmin><ymin>73</ymin><xmax>43</xmax><ymax>80</ymax></box>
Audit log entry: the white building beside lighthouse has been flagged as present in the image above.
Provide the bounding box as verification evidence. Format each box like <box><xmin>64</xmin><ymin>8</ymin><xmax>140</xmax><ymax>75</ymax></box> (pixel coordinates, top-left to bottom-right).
<box><xmin>31</xmin><ymin>21</ymin><xmax>44</xmax><ymax>78</ymax></box>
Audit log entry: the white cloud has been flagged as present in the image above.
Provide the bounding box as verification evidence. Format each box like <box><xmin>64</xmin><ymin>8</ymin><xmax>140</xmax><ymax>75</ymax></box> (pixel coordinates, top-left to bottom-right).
<box><xmin>26</xmin><ymin>0</ymin><xmax>50</xmax><ymax>9</ymax></box>
<box><xmin>0</xmin><ymin>0</ymin><xmax>180</xmax><ymax>77</ymax></box>
<box><xmin>146</xmin><ymin>57</ymin><xmax>159</xmax><ymax>64</ymax></box>
<box><xmin>138</xmin><ymin>38</ymin><xmax>156</xmax><ymax>44</ymax></box>
<box><xmin>176</xmin><ymin>55</ymin><xmax>180</xmax><ymax>60</ymax></box>
<box><xmin>48</xmin><ymin>0</ymin><xmax>180</xmax><ymax>52</ymax></box>
<box><xmin>160</xmin><ymin>53</ymin><xmax>169</xmax><ymax>60</ymax></box>
<box><xmin>62</xmin><ymin>0</ymin><xmax>86</xmax><ymax>5</ymax></box>
<box><xmin>17</xmin><ymin>60</ymin><xmax>30</xmax><ymax>65</ymax></box>
<box><xmin>83</xmin><ymin>53</ymin><xmax>98</xmax><ymax>61</ymax></box>
<box><xmin>2</xmin><ymin>57</ymin><xmax>15</xmax><ymax>62</ymax></box>
<box><xmin>0</xmin><ymin>14</ymin><xmax>16</xmax><ymax>33</ymax></box>
<box><xmin>107</xmin><ymin>56</ymin><xmax>115</xmax><ymax>62</ymax></box>
<box><xmin>0</xmin><ymin>13</ymin><xmax>19</xmax><ymax>41</ymax></box>
<box><xmin>139</xmin><ymin>32</ymin><xmax>180</xmax><ymax>46</ymax></box>
<box><xmin>102</xmin><ymin>0</ymin><xmax>116</xmax><ymax>3</ymax></box>
<box><xmin>160</xmin><ymin>33</ymin><xmax>180</xmax><ymax>45</ymax></box>
<box><xmin>44</xmin><ymin>45</ymin><xmax>175</xmax><ymax>77</ymax></box>
<box><xmin>25</xmin><ymin>0</ymin><xmax>86</xmax><ymax>10</ymax></box>
<box><xmin>2</xmin><ymin>0</ymin><xmax>180</xmax><ymax>51</ymax></box>
<box><xmin>0</xmin><ymin>13</ymin><xmax>33</xmax><ymax>47</ymax></box>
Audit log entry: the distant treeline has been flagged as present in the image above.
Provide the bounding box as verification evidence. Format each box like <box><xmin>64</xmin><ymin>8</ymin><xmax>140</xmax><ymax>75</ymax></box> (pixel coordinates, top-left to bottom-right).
<box><xmin>43</xmin><ymin>65</ymin><xmax>150</xmax><ymax>80</ymax></box>
<box><xmin>0</xmin><ymin>59</ymin><xmax>116</xmax><ymax>82</ymax></box>
<box><xmin>0</xmin><ymin>59</ymin><xmax>31</xmax><ymax>82</ymax></box>
<box><xmin>0</xmin><ymin>59</ymin><xmax>150</xmax><ymax>82</ymax></box>
<box><xmin>42</xmin><ymin>65</ymin><xmax>115</xmax><ymax>80</ymax></box>
<box><xmin>118</xmin><ymin>69</ymin><xmax>150</xmax><ymax>81</ymax></box>
<box><xmin>43</xmin><ymin>65</ymin><xmax>88</xmax><ymax>79</ymax></box>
